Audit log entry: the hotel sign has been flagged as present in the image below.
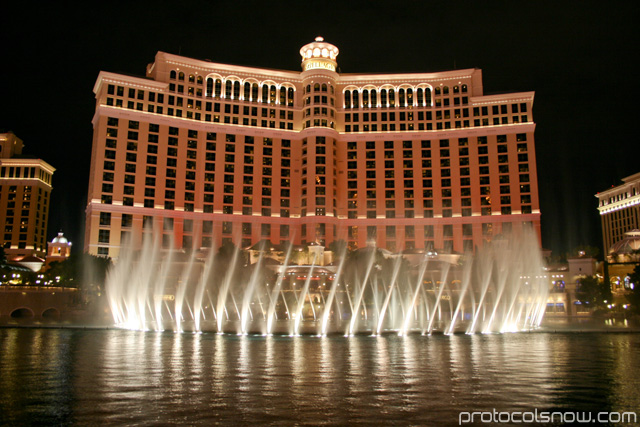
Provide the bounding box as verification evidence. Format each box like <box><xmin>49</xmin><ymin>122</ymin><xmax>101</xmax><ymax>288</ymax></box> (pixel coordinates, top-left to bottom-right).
<box><xmin>304</xmin><ymin>61</ymin><xmax>336</xmax><ymax>72</ymax></box>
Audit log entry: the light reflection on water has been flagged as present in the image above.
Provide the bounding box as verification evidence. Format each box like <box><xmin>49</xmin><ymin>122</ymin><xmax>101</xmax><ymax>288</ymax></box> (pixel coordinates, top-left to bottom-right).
<box><xmin>1</xmin><ymin>329</ymin><xmax>639</xmax><ymax>425</ymax></box>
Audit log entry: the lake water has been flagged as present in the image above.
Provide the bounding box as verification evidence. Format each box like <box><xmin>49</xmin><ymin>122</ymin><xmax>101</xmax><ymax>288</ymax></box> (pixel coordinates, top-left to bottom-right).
<box><xmin>1</xmin><ymin>325</ymin><xmax>639</xmax><ymax>426</ymax></box>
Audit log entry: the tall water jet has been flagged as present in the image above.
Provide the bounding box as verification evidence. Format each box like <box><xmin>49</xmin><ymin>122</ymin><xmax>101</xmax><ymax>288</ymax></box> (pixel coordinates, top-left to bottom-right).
<box><xmin>446</xmin><ymin>259</ymin><xmax>473</xmax><ymax>335</ymax></box>
<box><xmin>399</xmin><ymin>256</ymin><xmax>428</xmax><ymax>336</ymax></box>
<box><xmin>293</xmin><ymin>252</ymin><xmax>318</xmax><ymax>335</ymax></box>
<box><xmin>241</xmin><ymin>244</ymin><xmax>265</xmax><ymax>335</ymax></box>
<box><xmin>266</xmin><ymin>244</ymin><xmax>293</xmax><ymax>334</ymax></box>
<box><xmin>347</xmin><ymin>248</ymin><xmax>377</xmax><ymax>335</ymax></box>
<box><xmin>217</xmin><ymin>245</ymin><xmax>240</xmax><ymax>333</ymax></box>
<box><xmin>376</xmin><ymin>254</ymin><xmax>403</xmax><ymax>335</ymax></box>
<box><xmin>174</xmin><ymin>250</ymin><xmax>196</xmax><ymax>333</ymax></box>
<box><xmin>424</xmin><ymin>262</ymin><xmax>451</xmax><ymax>335</ymax></box>
<box><xmin>320</xmin><ymin>250</ymin><xmax>345</xmax><ymax>335</ymax></box>
<box><xmin>194</xmin><ymin>249</ymin><xmax>215</xmax><ymax>332</ymax></box>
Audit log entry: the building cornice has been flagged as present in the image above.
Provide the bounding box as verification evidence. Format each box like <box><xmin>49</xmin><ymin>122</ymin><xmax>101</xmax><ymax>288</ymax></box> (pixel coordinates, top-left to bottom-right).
<box><xmin>470</xmin><ymin>92</ymin><xmax>535</xmax><ymax>104</ymax></box>
<box><xmin>0</xmin><ymin>158</ymin><xmax>55</xmax><ymax>174</ymax></box>
<box><xmin>337</xmin><ymin>69</ymin><xmax>479</xmax><ymax>85</ymax></box>
<box><xmin>596</xmin><ymin>173</ymin><xmax>640</xmax><ymax>214</ymax></box>
<box><xmin>597</xmin><ymin>194</ymin><xmax>640</xmax><ymax>215</ymax></box>
<box><xmin>157</xmin><ymin>52</ymin><xmax>302</xmax><ymax>82</ymax></box>
<box><xmin>94</xmin><ymin>71</ymin><xmax>168</xmax><ymax>94</ymax></box>
<box><xmin>335</xmin><ymin>123</ymin><xmax>536</xmax><ymax>141</ymax></box>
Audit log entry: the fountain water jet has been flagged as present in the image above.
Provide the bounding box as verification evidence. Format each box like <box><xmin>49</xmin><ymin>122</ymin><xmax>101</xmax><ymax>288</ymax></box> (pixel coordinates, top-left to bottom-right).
<box><xmin>105</xmin><ymin>229</ymin><xmax>548</xmax><ymax>336</ymax></box>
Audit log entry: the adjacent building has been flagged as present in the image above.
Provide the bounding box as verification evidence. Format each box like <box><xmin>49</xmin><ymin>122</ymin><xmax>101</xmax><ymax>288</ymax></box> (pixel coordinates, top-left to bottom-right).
<box><xmin>45</xmin><ymin>231</ymin><xmax>73</xmax><ymax>268</ymax></box>
<box><xmin>596</xmin><ymin>172</ymin><xmax>640</xmax><ymax>255</ymax></box>
<box><xmin>85</xmin><ymin>37</ymin><xmax>541</xmax><ymax>258</ymax></box>
<box><xmin>0</xmin><ymin>132</ymin><xmax>55</xmax><ymax>260</ymax></box>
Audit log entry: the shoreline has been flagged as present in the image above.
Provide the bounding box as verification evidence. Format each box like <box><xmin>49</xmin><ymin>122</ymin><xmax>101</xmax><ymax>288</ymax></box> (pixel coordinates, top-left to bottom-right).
<box><xmin>2</xmin><ymin>319</ymin><xmax>639</xmax><ymax>335</ymax></box>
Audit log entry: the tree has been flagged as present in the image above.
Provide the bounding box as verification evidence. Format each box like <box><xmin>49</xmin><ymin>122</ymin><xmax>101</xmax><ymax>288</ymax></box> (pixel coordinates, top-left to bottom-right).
<box><xmin>575</xmin><ymin>275</ymin><xmax>612</xmax><ymax>309</ymax></box>
<box><xmin>44</xmin><ymin>253</ymin><xmax>112</xmax><ymax>290</ymax></box>
<box><xmin>572</xmin><ymin>245</ymin><xmax>601</xmax><ymax>260</ymax></box>
<box><xmin>327</xmin><ymin>239</ymin><xmax>349</xmax><ymax>264</ymax></box>
<box><xmin>626</xmin><ymin>265</ymin><xmax>640</xmax><ymax>315</ymax></box>
<box><xmin>0</xmin><ymin>247</ymin><xmax>7</xmax><ymax>266</ymax></box>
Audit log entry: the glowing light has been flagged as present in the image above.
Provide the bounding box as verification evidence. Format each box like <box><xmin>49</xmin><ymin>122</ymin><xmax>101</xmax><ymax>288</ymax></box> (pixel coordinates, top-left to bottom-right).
<box><xmin>304</xmin><ymin>61</ymin><xmax>336</xmax><ymax>72</ymax></box>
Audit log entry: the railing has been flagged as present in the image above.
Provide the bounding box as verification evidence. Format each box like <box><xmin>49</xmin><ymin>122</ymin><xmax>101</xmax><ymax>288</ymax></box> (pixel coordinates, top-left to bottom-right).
<box><xmin>0</xmin><ymin>286</ymin><xmax>78</xmax><ymax>293</ymax></box>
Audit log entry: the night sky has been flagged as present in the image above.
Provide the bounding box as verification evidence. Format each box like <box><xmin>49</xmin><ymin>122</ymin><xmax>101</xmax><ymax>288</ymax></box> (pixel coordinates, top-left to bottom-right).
<box><xmin>2</xmin><ymin>1</ymin><xmax>637</xmax><ymax>257</ymax></box>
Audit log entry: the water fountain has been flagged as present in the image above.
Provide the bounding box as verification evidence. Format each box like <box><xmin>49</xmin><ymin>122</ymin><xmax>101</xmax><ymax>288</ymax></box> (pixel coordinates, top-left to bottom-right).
<box><xmin>106</xmin><ymin>230</ymin><xmax>548</xmax><ymax>336</ymax></box>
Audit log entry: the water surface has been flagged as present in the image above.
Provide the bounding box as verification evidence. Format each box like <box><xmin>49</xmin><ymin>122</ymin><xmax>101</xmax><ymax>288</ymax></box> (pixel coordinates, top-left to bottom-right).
<box><xmin>1</xmin><ymin>328</ymin><xmax>638</xmax><ymax>425</ymax></box>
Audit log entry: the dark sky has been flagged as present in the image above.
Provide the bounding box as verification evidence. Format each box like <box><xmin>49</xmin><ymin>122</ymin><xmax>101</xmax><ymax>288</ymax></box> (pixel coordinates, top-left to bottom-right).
<box><xmin>2</xmin><ymin>0</ymin><xmax>637</xmax><ymax>256</ymax></box>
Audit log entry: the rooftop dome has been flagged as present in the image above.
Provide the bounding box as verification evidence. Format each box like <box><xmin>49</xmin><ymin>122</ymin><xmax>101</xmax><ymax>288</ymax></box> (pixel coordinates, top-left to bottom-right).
<box><xmin>299</xmin><ymin>36</ymin><xmax>339</xmax><ymax>71</ymax></box>
<box><xmin>51</xmin><ymin>232</ymin><xmax>70</xmax><ymax>245</ymax></box>
<box><xmin>609</xmin><ymin>229</ymin><xmax>640</xmax><ymax>254</ymax></box>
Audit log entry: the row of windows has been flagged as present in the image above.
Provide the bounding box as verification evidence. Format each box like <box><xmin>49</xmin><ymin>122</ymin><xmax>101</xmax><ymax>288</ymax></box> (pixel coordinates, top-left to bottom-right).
<box><xmin>204</xmin><ymin>79</ymin><xmax>295</xmax><ymax>106</ymax></box>
<box><xmin>344</xmin><ymin>87</ymin><xmax>434</xmax><ymax>108</ymax></box>
<box><xmin>343</xmin><ymin>84</ymin><xmax>469</xmax><ymax>109</ymax></box>
<box><xmin>169</xmin><ymin>70</ymin><xmax>298</xmax><ymax>105</ymax></box>
<box><xmin>95</xmin><ymin>217</ymin><xmax>523</xmax><ymax>255</ymax></box>
<box><xmin>344</xmin><ymin>135</ymin><xmax>526</xmax><ymax>150</ymax></box>
<box><xmin>303</xmin><ymin>83</ymin><xmax>335</xmax><ymax>94</ymax></box>
<box><xmin>0</xmin><ymin>166</ymin><xmax>52</xmax><ymax>184</ymax></box>
<box><xmin>345</xmin><ymin>104</ymin><xmax>527</xmax><ymax>123</ymax></box>
<box><xmin>99</xmin><ymin>213</ymin><xmax>518</xmax><ymax>236</ymax></box>
<box><xmin>344</xmin><ymin>116</ymin><xmax>529</xmax><ymax>132</ymax></box>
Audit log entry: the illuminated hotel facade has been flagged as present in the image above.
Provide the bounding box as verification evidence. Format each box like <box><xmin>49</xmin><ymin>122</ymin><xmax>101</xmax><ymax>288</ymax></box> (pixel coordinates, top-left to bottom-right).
<box><xmin>0</xmin><ymin>132</ymin><xmax>55</xmax><ymax>259</ymax></box>
<box><xmin>85</xmin><ymin>37</ymin><xmax>540</xmax><ymax>258</ymax></box>
<box><xmin>596</xmin><ymin>172</ymin><xmax>640</xmax><ymax>254</ymax></box>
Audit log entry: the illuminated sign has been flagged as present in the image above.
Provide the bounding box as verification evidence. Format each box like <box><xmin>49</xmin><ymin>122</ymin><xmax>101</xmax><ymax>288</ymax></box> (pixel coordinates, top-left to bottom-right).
<box><xmin>304</xmin><ymin>61</ymin><xmax>336</xmax><ymax>72</ymax></box>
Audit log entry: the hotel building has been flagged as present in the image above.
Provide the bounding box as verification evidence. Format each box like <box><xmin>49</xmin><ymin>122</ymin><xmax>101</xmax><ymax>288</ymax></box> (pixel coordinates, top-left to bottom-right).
<box><xmin>596</xmin><ymin>172</ymin><xmax>640</xmax><ymax>254</ymax></box>
<box><xmin>85</xmin><ymin>37</ymin><xmax>540</xmax><ymax>258</ymax></box>
<box><xmin>0</xmin><ymin>132</ymin><xmax>55</xmax><ymax>259</ymax></box>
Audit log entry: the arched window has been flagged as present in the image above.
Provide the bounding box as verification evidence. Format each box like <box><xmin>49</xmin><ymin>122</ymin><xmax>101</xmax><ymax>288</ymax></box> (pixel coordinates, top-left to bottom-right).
<box><xmin>321</xmin><ymin>83</ymin><xmax>327</xmax><ymax>92</ymax></box>
<box><xmin>225</xmin><ymin>81</ymin><xmax>232</xmax><ymax>98</ymax></box>
<box><xmin>244</xmin><ymin>82</ymin><xmax>251</xmax><ymax>100</ymax></box>
<box><xmin>197</xmin><ymin>76</ymin><xmax>203</xmax><ymax>84</ymax></box>
<box><xmin>306</xmin><ymin>84</ymin><xmax>311</xmax><ymax>93</ymax></box>
<box><xmin>214</xmin><ymin>79</ymin><xmax>222</xmax><ymax>97</ymax></box>
<box><xmin>453</xmin><ymin>85</ymin><xmax>459</xmax><ymax>94</ymax></box>
<box><xmin>206</xmin><ymin>78</ymin><xmax>214</xmax><ymax>97</ymax></box>
<box><xmin>407</xmin><ymin>88</ymin><xmax>413</xmax><ymax>106</ymax></box>
<box><xmin>435</xmin><ymin>87</ymin><xmax>441</xmax><ymax>96</ymax></box>
<box><xmin>280</xmin><ymin>87</ymin><xmax>287</xmax><ymax>104</ymax></box>
<box><xmin>252</xmin><ymin>83</ymin><xmax>259</xmax><ymax>101</ymax></box>
<box><xmin>388</xmin><ymin>89</ymin><xmax>395</xmax><ymax>107</ymax></box>
<box><xmin>314</xmin><ymin>83</ymin><xmax>320</xmax><ymax>92</ymax></box>
<box><xmin>417</xmin><ymin>88</ymin><xmax>424</xmax><ymax>106</ymax></box>
<box><xmin>288</xmin><ymin>88</ymin><xmax>294</xmax><ymax>106</ymax></box>
<box><xmin>330</xmin><ymin>85</ymin><xmax>334</xmax><ymax>95</ymax></box>
<box><xmin>371</xmin><ymin>89</ymin><xmax>377</xmax><ymax>107</ymax></box>
<box><xmin>178</xmin><ymin>72</ymin><xmax>185</xmax><ymax>81</ymax></box>
<box><xmin>170</xmin><ymin>70</ymin><xmax>177</xmax><ymax>80</ymax></box>
<box><xmin>233</xmin><ymin>81</ymin><xmax>240</xmax><ymax>99</ymax></box>
<box><xmin>352</xmin><ymin>90</ymin><xmax>359</xmax><ymax>108</ymax></box>
<box><xmin>425</xmin><ymin>88</ymin><xmax>432</xmax><ymax>106</ymax></box>
<box><xmin>398</xmin><ymin>88</ymin><xmax>405</xmax><ymax>106</ymax></box>
<box><xmin>270</xmin><ymin>85</ymin><xmax>277</xmax><ymax>103</ymax></box>
<box><xmin>461</xmin><ymin>84</ymin><xmax>468</xmax><ymax>93</ymax></box>
<box><xmin>189</xmin><ymin>74</ymin><xmax>195</xmax><ymax>83</ymax></box>
<box><xmin>362</xmin><ymin>90</ymin><xmax>369</xmax><ymax>107</ymax></box>
<box><xmin>381</xmin><ymin>89</ymin><xmax>388</xmax><ymax>106</ymax></box>
<box><xmin>443</xmin><ymin>86</ymin><xmax>449</xmax><ymax>95</ymax></box>
<box><xmin>345</xmin><ymin>90</ymin><xmax>351</xmax><ymax>108</ymax></box>
<box><xmin>262</xmin><ymin>84</ymin><xmax>269</xmax><ymax>102</ymax></box>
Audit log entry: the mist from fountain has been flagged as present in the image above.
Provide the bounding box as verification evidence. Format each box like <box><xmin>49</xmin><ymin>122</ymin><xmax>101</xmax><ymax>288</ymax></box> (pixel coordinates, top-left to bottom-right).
<box><xmin>105</xmin><ymin>229</ymin><xmax>548</xmax><ymax>336</ymax></box>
